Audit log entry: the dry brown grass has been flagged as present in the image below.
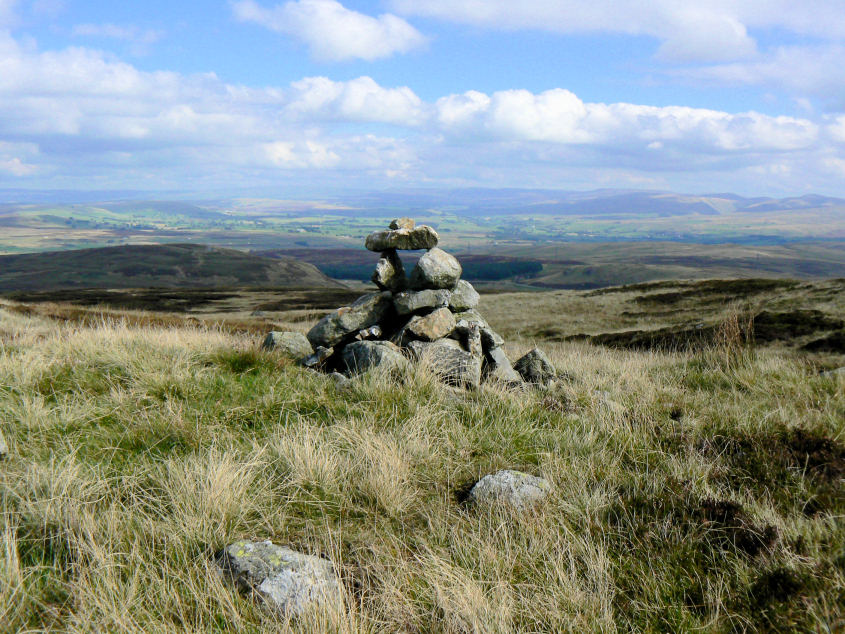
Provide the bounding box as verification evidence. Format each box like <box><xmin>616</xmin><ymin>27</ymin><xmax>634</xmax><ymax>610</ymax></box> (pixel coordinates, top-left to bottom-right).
<box><xmin>0</xmin><ymin>299</ymin><xmax>843</xmax><ymax>632</ymax></box>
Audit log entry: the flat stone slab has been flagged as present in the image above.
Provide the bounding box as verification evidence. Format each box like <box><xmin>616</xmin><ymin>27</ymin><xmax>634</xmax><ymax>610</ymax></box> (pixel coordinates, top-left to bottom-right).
<box><xmin>394</xmin><ymin>289</ymin><xmax>451</xmax><ymax>315</ymax></box>
<box><xmin>389</xmin><ymin>217</ymin><xmax>415</xmax><ymax>230</ymax></box>
<box><xmin>409</xmin><ymin>248</ymin><xmax>462</xmax><ymax>290</ymax></box>
<box><xmin>365</xmin><ymin>226</ymin><xmax>438</xmax><ymax>252</ymax></box>
<box><xmin>307</xmin><ymin>291</ymin><xmax>393</xmax><ymax>349</ymax></box>
<box><xmin>217</xmin><ymin>540</ymin><xmax>343</xmax><ymax>616</ymax></box>
<box><xmin>261</xmin><ymin>331</ymin><xmax>313</xmax><ymax>361</ymax></box>
<box><xmin>302</xmin><ymin>345</ymin><xmax>334</xmax><ymax>368</ymax></box>
<box><xmin>468</xmin><ymin>470</ymin><xmax>551</xmax><ymax>509</ymax></box>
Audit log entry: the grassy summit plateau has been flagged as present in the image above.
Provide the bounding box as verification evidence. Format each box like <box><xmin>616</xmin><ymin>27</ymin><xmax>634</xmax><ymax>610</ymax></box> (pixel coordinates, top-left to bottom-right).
<box><xmin>0</xmin><ymin>283</ymin><xmax>842</xmax><ymax>632</ymax></box>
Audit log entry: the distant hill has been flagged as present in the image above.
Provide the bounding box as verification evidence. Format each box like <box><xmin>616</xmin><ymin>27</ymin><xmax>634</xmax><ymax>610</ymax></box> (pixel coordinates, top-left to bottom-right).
<box><xmin>0</xmin><ymin>244</ymin><xmax>343</xmax><ymax>292</ymax></box>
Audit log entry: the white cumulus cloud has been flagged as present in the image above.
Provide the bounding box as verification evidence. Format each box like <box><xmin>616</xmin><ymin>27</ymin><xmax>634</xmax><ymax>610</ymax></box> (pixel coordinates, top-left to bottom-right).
<box><xmin>287</xmin><ymin>75</ymin><xmax>426</xmax><ymax>125</ymax></box>
<box><xmin>232</xmin><ymin>0</ymin><xmax>426</xmax><ymax>61</ymax></box>
<box><xmin>0</xmin><ymin>29</ymin><xmax>841</xmax><ymax>193</ymax></box>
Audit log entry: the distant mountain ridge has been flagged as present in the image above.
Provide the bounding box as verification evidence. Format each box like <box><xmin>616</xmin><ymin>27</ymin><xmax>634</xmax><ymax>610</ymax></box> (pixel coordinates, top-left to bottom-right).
<box><xmin>0</xmin><ymin>244</ymin><xmax>342</xmax><ymax>292</ymax></box>
<box><xmin>343</xmin><ymin>188</ymin><xmax>845</xmax><ymax>217</ymax></box>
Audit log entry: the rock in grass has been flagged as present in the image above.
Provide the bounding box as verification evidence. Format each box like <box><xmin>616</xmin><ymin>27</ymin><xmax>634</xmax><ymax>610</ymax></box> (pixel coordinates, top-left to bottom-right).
<box><xmin>307</xmin><ymin>291</ymin><xmax>393</xmax><ymax>348</ymax></box>
<box><xmin>409</xmin><ymin>248</ymin><xmax>462</xmax><ymax>290</ymax></box>
<box><xmin>329</xmin><ymin>372</ymin><xmax>353</xmax><ymax>390</ymax></box>
<box><xmin>217</xmin><ymin>540</ymin><xmax>342</xmax><ymax>616</ymax></box>
<box><xmin>0</xmin><ymin>428</ymin><xmax>7</xmax><ymax>459</ymax></box>
<box><xmin>513</xmin><ymin>348</ymin><xmax>556</xmax><ymax>385</ymax></box>
<box><xmin>372</xmin><ymin>249</ymin><xmax>406</xmax><ymax>292</ymax></box>
<box><xmin>342</xmin><ymin>340</ymin><xmax>410</xmax><ymax>376</ymax></box>
<box><xmin>365</xmin><ymin>226</ymin><xmax>438</xmax><ymax>251</ymax></box>
<box><xmin>394</xmin><ymin>289</ymin><xmax>451</xmax><ymax>316</ymax></box>
<box><xmin>449</xmin><ymin>280</ymin><xmax>480</xmax><ymax>311</ymax></box>
<box><xmin>468</xmin><ymin>470</ymin><xmax>551</xmax><ymax>510</ymax></box>
<box><xmin>820</xmin><ymin>366</ymin><xmax>845</xmax><ymax>377</ymax></box>
<box><xmin>261</xmin><ymin>331</ymin><xmax>313</xmax><ymax>360</ymax></box>
<box><xmin>408</xmin><ymin>339</ymin><xmax>482</xmax><ymax>389</ymax></box>
<box><xmin>406</xmin><ymin>307</ymin><xmax>456</xmax><ymax>342</ymax></box>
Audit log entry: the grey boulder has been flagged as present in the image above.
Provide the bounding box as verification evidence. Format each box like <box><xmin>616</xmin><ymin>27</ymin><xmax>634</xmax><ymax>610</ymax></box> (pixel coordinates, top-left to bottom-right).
<box><xmin>408</xmin><ymin>339</ymin><xmax>482</xmax><ymax>389</ymax></box>
<box><xmin>261</xmin><ymin>331</ymin><xmax>313</xmax><ymax>360</ymax></box>
<box><xmin>343</xmin><ymin>340</ymin><xmax>410</xmax><ymax>376</ymax></box>
<box><xmin>365</xmin><ymin>226</ymin><xmax>438</xmax><ymax>251</ymax></box>
<box><xmin>468</xmin><ymin>470</ymin><xmax>551</xmax><ymax>510</ymax></box>
<box><xmin>371</xmin><ymin>249</ymin><xmax>406</xmax><ymax>292</ymax></box>
<box><xmin>307</xmin><ymin>292</ymin><xmax>393</xmax><ymax>348</ymax></box>
<box><xmin>484</xmin><ymin>347</ymin><xmax>522</xmax><ymax>384</ymax></box>
<box><xmin>820</xmin><ymin>366</ymin><xmax>845</xmax><ymax>377</ymax></box>
<box><xmin>449</xmin><ymin>280</ymin><xmax>480</xmax><ymax>311</ymax></box>
<box><xmin>513</xmin><ymin>348</ymin><xmax>557</xmax><ymax>385</ymax></box>
<box><xmin>409</xmin><ymin>248</ymin><xmax>462</xmax><ymax>290</ymax></box>
<box><xmin>394</xmin><ymin>289</ymin><xmax>451</xmax><ymax>316</ymax></box>
<box><xmin>217</xmin><ymin>540</ymin><xmax>342</xmax><ymax>616</ymax></box>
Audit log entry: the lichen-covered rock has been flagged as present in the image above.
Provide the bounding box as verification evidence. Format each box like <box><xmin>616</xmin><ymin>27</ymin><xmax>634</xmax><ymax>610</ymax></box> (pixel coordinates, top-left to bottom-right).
<box><xmin>389</xmin><ymin>217</ymin><xmax>415</xmax><ymax>230</ymax></box>
<box><xmin>468</xmin><ymin>470</ymin><xmax>551</xmax><ymax>509</ymax></box>
<box><xmin>217</xmin><ymin>540</ymin><xmax>342</xmax><ymax>616</ymax></box>
<box><xmin>484</xmin><ymin>346</ymin><xmax>522</xmax><ymax>384</ymax></box>
<box><xmin>408</xmin><ymin>339</ymin><xmax>482</xmax><ymax>388</ymax></box>
<box><xmin>261</xmin><ymin>331</ymin><xmax>313</xmax><ymax>360</ymax></box>
<box><xmin>409</xmin><ymin>248</ymin><xmax>462</xmax><ymax>290</ymax></box>
<box><xmin>449</xmin><ymin>280</ymin><xmax>480</xmax><ymax>311</ymax></box>
<box><xmin>365</xmin><ymin>226</ymin><xmax>438</xmax><ymax>251</ymax></box>
<box><xmin>307</xmin><ymin>291</ymin><xmax>393</xmax><ymax>348</ymax></box>
<box><xmin>406</xmin><ymin>307</ymin><xmax>456</xmax><ymax>342</ymax></box>
<box><xmin>372</xmin><ymin>249</ymin><xmax>406</xmax><ymax>292</ymax></box>
<box><xmin>451</xmin><ymin>319</ymin><xmax>481</xmax><ymax>355</ymax></box>
<box><xmin>513</xmin><ymin>348</ymin><xmax>557</xmax><ymax>384</ymax></box>
<box><xmin>452</xmin><ymin>309</ymin><xmax>488</xmax><ymax>329</ymax></box>
<box><xmin>394</xmin><ymin>289</ymin><xmax>451</xmax><ymax>315</ymax></box>
<box><xmin>343</xmin><ymin>340</ymin><xmax>410</xmax><ymax>376</ymax></box>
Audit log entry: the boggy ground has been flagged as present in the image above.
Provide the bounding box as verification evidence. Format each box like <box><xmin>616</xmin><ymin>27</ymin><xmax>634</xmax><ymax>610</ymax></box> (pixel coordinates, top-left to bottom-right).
<box><xmin>0</xmin><ymin>295</ymin><xmax>843</xmax><ymax>632</ymax></box>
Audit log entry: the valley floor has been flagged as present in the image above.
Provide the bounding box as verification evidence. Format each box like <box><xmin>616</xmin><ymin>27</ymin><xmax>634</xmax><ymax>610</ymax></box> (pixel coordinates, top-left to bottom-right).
<box><xmin>0</xmin><ymin>291</ymin><xmax>843</xmax><ymax>632</ymax></box>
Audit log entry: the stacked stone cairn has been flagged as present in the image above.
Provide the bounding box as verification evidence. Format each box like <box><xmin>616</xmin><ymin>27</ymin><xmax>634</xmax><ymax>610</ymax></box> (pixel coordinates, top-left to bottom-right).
<box><xmin>263</xmin><ymin>218</ymin><xmax>554</xmax><ymax>388</ymax></box>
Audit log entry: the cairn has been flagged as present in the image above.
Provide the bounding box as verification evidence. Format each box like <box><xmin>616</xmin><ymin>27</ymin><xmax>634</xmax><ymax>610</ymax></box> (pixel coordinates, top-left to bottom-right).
<box><xmin>264</xmin><ymin>218</ymin><xmax>552</xmax><ymax>388</ymax></box>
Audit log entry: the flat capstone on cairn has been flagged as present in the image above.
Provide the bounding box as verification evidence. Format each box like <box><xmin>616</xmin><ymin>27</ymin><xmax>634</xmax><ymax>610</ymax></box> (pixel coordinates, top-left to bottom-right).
<box><xmin>262</xmin><ymin>218</ymin><xmax>552</xmax><ymax>389</ymax></box>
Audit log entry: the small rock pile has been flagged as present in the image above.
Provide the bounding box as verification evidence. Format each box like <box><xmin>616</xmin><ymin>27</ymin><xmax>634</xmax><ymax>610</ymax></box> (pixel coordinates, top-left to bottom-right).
<box><xmin>264</xmin><ymin>218</ymin><xmax>555</xmax><ymax>388</ymax></box>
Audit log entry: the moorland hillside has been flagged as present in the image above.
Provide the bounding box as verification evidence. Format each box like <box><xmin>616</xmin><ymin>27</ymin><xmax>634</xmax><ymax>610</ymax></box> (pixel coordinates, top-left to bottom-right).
<box><xmin>0</xmin><ymin>244</ymin><xmax>341</xmax><ymax>292</ymax></box>
<box><xmin>0</xmin><ymin>277</ymin><xmax>842</xmax><ymax>631</ymax></box>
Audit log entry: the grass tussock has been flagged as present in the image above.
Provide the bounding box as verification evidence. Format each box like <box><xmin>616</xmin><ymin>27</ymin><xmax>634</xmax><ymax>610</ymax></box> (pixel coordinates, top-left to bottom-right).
<box><xmin>0</xmin><ymin>306</ymin><xmax>843</xmax><ymax>632</ymax></box>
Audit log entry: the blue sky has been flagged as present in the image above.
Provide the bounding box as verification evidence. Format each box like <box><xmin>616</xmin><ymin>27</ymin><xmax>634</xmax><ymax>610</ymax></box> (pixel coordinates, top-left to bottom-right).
<box><xmin>2</xmin><ymin>0</ymin><xmax>845</xmax><ymax>196</ymax></box>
